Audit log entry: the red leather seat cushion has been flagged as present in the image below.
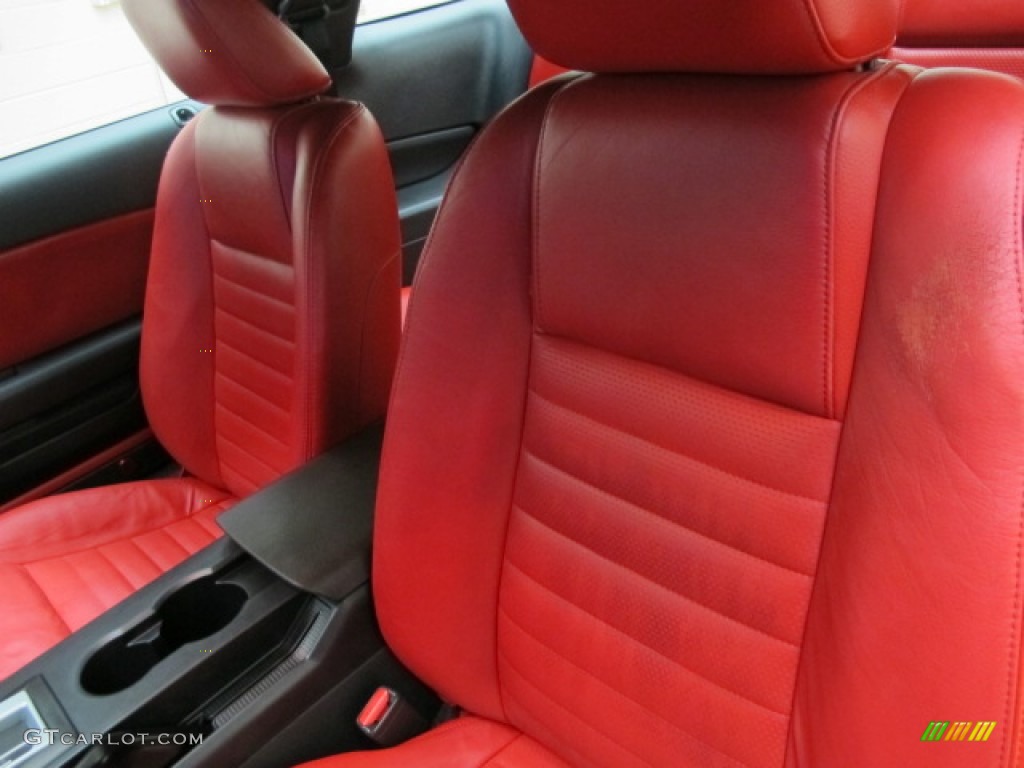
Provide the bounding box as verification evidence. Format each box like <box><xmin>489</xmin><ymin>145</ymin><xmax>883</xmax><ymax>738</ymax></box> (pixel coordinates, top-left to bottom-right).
<box><xmin>301</xmin><ymin>717</ymin><xmax>569</xmax><ymax>767</ymax></box>
<box><xmin>0</xmin><ymin>478</ymin><xmax>233</xmax><ymax>679</ymax></box>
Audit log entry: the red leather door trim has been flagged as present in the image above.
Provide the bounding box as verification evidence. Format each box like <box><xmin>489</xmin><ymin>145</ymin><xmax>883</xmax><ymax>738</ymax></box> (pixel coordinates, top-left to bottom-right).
<box><xmin>0</xmin><ymin>209</ymin><xmax>153</xmax><ymax>369</ymax></box>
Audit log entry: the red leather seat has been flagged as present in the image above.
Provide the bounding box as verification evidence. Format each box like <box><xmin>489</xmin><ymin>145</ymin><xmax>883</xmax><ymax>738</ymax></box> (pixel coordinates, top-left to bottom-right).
<box><xmin>0</xmin><ymin>0</ymin><xmax>400</xmax><ymax>681</ymax></box>
<box><xmin>300</xmin><ymin>0</ymin><xmax>1024</xmax><ymax>765</ymax></box>
<box><xmin>893</xmin><ymin>0</ymin><xmax>1024</xmax><ymax>77</ymax></box>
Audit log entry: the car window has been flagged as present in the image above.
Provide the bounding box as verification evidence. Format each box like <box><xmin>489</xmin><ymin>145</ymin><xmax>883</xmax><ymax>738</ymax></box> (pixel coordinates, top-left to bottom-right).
<box><xmin>0</xmin><ymin>0</ymin><xmax>186</xmax><ymax>160</ymax></box>
<box><xmin>357</xmin><ymin>0</ymin><xmax>452</xmax><ymax>24</ymax></box>
<box><xmin>0</xmin><ymin>0</ymin><xmax>457</xmax><ymax>161</ymax></box>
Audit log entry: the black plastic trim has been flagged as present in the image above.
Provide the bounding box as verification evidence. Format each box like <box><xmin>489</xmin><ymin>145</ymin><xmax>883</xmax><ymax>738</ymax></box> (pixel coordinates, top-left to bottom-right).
<box><xmin>0</xmin><ymin>320</ymin><xmax>141</xmax><ymax>433</ymax></box>
<box><xmin>0</xmin><ymin>321</ymin><xmax>148</xmax><ymax>503</ymax></box>
<box><xmin>0</xmin><ymin>678</ymin><xmax>75</xmax><ymax>768</ymax></box>
<box><xmin>389</xmin><ymin>125</ymin><xmax>474</xmax><ymax>188</ymax></box>
<box><xmin>397</xmin><ymin>172</ymin><xmax>449</xmax><ymax>283</ymax></box>
<box><xmin>219</xmin><ymin>425</ymin><xmax>383</xmax><ymax>601</ymax></box>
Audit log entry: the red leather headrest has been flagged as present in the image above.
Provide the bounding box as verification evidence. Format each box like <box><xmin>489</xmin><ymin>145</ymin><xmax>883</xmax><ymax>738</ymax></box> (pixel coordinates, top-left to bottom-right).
<box><xmin>898</xmin><ymin>0</ymin><xmax>1024</xmax><ymax>47</ymax></box>
<box><xmin>123</xmin><ymin>0</ymin><xmax>330</xmax><ymax>107</ymax></box>
<box><xmin>507</xmin><ymin>0</ymin><xmax>901</xmax><ymax>74</ymax></box>
<box><xmin>507</xmin><ymin>0</ymin><xmax>900</xmax><ymax>75</ymax></box>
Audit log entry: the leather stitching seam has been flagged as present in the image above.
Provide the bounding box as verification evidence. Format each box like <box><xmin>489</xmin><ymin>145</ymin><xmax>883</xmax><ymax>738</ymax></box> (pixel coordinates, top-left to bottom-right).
<box><xmin>780</xmin><ymin>63</ymin><xmax>921</xmax><ymax>765</ymax></box>
<box><xmin>214</xmin><ymin>398</ymin><xmax>290</xmax><ymax>449</ymax></box>
<box><xmin>1001</xmin><ymin>127</ymin><xmax>1024</xmax><ymax>768</ymax></box>
<box><xmin>14</xmin><ymin>565</ymin><xmax>71</xmax><ymax>635</ymax></box>
<box><xmin>212</xmin><ymin>269</ymin><xmax>294</xmax><ymax>309</ymax></box>
<box><xmin>501</xmin><ymin>645</ymin><xmax>756</xmax><ymax>768</ymax></box>
<box><xmin>796</xmin><ymin>0</ymin><xmax>888</xmax><ymax>67</ymax></box>
<box><xmin>216</xmin><ymin>431</ymin><xmax>283</xmax><ymax>476</ymax></box>
<box><xmin>491</xmin><ymin>78</ymin><xmax>581</xmax><ymax>723</ymax></box>
<box><xmin>269</xmin><ymin>102</ymin><xmax>319</xmax><ymax>230</ymax></box>
<box><xmin>500</xmin><ymin>601</ymin><xmax>789</xmax><ymax>719</ymax></box>
<box><xmin>216</xmin><ymin>335</ymin><xmax>291</xmax><ymax>378</ymax></box>
<box><xmin>214</xmin><ymin>370</ymin><xmax>290</xmax><ymax>415</ymax></box>
<box><xmin>91</xmin><ymin>547</ymin><xmax>142</xmax><ymax>592</ymax></box>
<box><xmin>188</xmin><ymin>113</ymin><xmax>225</xmax><ymax>488</ymax></box>
<box><xmin>214</xmin><ymin>304</ymin><xmax>296</xmax><ymax>347</ymax></box>
<box><xmin>300</xmin><ymin>104</ymin><xmax>365</xmax><ymax>459</ymax></box>
<box><xmin>499</xmin><ymin>649</ymin><xmax>662</xmax><ymax>768</ymax></box>
<box><xmin>475</xmin><ymin>730</ymin><xmax>528</xmax><ymax>766</ymax></box>
<box><xmin>529</xmin><ymin>389</ymin><xmax>824</xmax><ymax>504</ymax></box>
<box><xmin>507</xmin><ymin>515</ymin><xmax>800</xmax><ymax>649</ymax></box>
<box><xmin>521</xmin><ymin>445</ymin><xmax>816</xmax><ymax>577</ymax></box>
<box><xmin>820</xmin><ymin>63</ymin><xmax>900</xmax><ymax>418</ymax></box>
<box><xmin>1</xmin><ymin>510</ymin><xmax>226</xmax><ymax>565</ymax></box>
<box><xmin>532</xmin><ymin>74</ymin><xmax>590</xmax><ymax>332</ymax></box>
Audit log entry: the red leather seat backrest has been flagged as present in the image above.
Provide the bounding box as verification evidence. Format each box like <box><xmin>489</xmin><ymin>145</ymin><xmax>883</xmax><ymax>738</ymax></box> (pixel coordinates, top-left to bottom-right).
<box><xmin>373</xmin><ymin>0</ymin><xmax>1024</xmax><ymax>764</ymax></box>
<box><xmin>894</xmin><ymin>0</ymin><xmax>1024</xmax><ymax>78</ymax></box>
<box><xmin>123</xmin><ymin>0</ymin><xmax>401</xmax><ymax>497</ymax></box>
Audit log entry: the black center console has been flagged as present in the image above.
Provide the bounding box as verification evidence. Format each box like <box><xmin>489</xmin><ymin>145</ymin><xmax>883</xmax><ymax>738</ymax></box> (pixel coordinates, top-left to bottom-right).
<box><xmin>0</xmin><ymin>425</ymin><xmax>438</xmax><ymax>768</ymax></box>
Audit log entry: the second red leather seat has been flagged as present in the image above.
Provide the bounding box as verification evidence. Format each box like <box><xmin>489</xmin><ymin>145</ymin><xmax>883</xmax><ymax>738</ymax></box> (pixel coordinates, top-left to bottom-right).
<box><xmin>296</xmin><ymin>0</ymin><xmax>1024</xmax><ymax>764</ymax></box>
<box><xmin>0</xmin><ymin>0</ymin><xmax>401</xmax><ymax>681</ymax></box>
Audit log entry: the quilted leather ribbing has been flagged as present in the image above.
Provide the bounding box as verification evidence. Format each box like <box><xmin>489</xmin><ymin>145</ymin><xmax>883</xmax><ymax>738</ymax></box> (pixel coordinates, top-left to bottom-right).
<box><xmin>498</xmin><ymin>337</ymin><xmax>839</xmax><ymax>767</ymax></box>
<box><xmin>211</xmin><ymin>239</ymin><xmax>298</xmax><ymax>493</ymax></box>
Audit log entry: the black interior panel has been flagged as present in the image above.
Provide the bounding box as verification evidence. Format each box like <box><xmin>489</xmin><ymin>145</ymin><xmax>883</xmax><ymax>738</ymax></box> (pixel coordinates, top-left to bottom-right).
<box><xmin>388</xmin><ymin>124</ymin><xmax>475</xmax><ymax>188</ymax></box>
<box><xmin>0</xmin><ymin>322</ymin><xmax>153</xmax><ymax>504</ymax></box>
<box><xmin>339</xmin><ymin>0</ymin><xmax>533</xmax><ymax>281</ymax></box>
<box><xmin>396</xmin><ymin>173</ymin><xmax>450</xmax><ymax>282</ymax></box>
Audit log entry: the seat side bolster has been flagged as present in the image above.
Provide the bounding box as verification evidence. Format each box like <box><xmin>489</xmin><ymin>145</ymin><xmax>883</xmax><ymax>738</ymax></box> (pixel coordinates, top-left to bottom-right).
<box><xmin>788</xmin><ymin>68</ymin><xmax>1024</xmax><ymax>766</ymax></box>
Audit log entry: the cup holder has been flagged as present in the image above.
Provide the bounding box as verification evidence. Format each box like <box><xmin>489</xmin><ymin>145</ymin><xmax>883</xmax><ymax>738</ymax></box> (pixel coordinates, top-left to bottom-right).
<box><xmin>81</xmin><ymin>574</ymin><xmax>248</xmax><ymax>696</ymax></box>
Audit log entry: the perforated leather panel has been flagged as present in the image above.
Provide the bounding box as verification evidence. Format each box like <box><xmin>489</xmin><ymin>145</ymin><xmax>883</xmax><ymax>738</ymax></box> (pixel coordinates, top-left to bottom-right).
<box><xmin>499</xmin><ymin>338</ymin><xmax>839</xmax><ymax>766</ymax></box>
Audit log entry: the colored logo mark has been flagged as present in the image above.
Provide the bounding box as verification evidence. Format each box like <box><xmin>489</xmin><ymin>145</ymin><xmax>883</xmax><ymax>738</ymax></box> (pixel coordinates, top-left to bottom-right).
<box><xmin>921</xmin><ymin>721</ymin><xmax>997</xmax><ymax>742</ymax></box>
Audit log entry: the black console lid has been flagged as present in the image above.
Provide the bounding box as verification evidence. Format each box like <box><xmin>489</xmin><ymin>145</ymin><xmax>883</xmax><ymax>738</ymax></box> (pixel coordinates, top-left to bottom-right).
<box><xmin>219</xmin><ymin>423</ymin><xmax>383</xmax><ymax>601</ymax></box>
